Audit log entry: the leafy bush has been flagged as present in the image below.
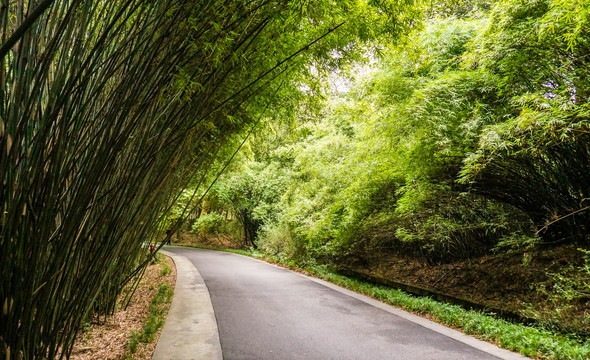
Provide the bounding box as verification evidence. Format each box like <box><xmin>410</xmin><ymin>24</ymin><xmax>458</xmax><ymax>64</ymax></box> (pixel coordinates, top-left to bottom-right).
<box><xmin>191</xmin><ymin>213</ymin><xmax>226</xmax><ymax>237</ymax></box>
<box><xmin>257</xmin><ymin>222</ymin><xmax>310</xmax><ymax>259</ymax></box>
<box><xmin>460</xmin><ymin>0</ymin><xmax>590</xmax><ymax>246</ymax></box>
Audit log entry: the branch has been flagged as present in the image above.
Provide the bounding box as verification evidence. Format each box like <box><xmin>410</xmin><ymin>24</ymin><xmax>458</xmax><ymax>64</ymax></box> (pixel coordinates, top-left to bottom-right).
<box><xmin>536</xmin><ymin>205</ymin><xmax>590</xmax><ymax>235</ymax></box>
<box><xmin>0</xmin><ymin>0</ymin><xmax>58</xmax><ymax>60</ymax></box>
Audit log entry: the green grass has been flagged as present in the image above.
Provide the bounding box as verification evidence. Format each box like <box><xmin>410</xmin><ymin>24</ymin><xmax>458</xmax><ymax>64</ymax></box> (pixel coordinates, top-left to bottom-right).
<box><xmin>188</xmin><ymin>245</ymin><xmax>590</xmax><ymax>360</ymax></box>
<box><xmin>126</xmin><ymin>284</ymin><xmax>174</xmax><ymax>355</ymax></box>
<box><xmin>160</xmin><ymin>263</ymin><xmax>172</xmax><ymax>276</ymax></box>
<box><xmin>128</xmin><ymin>332</ymin><xmax>140</xmax><ymax>355</ymax></box>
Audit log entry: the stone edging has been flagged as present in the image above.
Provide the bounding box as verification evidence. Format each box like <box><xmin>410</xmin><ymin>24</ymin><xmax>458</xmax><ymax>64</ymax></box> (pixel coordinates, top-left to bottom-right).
<box><xmin>152</xmin><ymin>250</ymin><xmax>222</xmax><ymax>360</ymax></box>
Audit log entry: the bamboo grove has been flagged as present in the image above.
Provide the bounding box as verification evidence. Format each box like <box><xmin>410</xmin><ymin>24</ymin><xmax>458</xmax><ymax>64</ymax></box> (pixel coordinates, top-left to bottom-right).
<box><xmin>0</xmin><ymin>0</ymin><xmax>411</xmax><ymax>358</ymax></box>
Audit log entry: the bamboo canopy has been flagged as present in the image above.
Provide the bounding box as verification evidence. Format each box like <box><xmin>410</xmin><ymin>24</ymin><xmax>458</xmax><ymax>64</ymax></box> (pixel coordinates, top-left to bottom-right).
<box><xmin>0</xmin><ymin>0</ymin><xmax>356</xmax><ymax>358</ymax></box>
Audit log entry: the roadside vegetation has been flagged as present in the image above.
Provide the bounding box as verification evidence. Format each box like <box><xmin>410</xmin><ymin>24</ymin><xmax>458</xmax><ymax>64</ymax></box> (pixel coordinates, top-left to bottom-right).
<box><xmin>70</xmin><ymin>254</ymin><xmax>175</xmax><ymax>360</ymax></box>
<box><xmin>126</xmin><ymin>283</ymin><xmax>174</xmax><ymax>358</ymax></box>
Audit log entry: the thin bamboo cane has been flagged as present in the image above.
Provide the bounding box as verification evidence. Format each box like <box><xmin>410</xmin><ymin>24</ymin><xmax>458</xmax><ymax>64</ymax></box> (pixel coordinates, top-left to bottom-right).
<box><xmin>1</xmin><ymin>0</ymin><xmax>352</xmax><ymax>358</ymax></box>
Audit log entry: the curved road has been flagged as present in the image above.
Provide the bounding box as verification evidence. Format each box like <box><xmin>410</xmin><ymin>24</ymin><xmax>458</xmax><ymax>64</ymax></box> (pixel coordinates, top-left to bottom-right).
<box><xmin>166</xmin><ymin>247</ymin><xmax>523</xmax><ymax>360</ymax></box>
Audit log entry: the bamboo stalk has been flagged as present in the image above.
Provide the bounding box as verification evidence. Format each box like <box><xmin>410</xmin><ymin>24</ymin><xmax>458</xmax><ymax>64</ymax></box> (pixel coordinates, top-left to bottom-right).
<box><xmin>0</xmin><ymin>0</ymin><xmax>352</xmax><ymax>357</ymax></box>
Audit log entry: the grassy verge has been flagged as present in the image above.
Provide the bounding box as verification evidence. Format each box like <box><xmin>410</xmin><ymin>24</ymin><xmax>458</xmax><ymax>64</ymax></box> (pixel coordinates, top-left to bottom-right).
<box><xmin>125</xmin><ymin>254</ymin><xmax>174</xmax><ymax>359</ymax></box>
<box><xmin>71</xmin><ymin>253</ymin><xmax>176</xmax><ymax>359</ymax></box>
<box><xmin>126</xmin><ymin>284</ymin><xmax>174</xmax><ymax>357</ymax></box>
<box><xmin>188</xmin><ymin>245</ymin><xmax>590</xmax><ymax>360</ymax></box>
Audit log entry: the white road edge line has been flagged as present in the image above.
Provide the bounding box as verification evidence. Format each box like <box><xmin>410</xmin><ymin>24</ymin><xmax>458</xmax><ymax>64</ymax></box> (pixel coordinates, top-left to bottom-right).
<box><xmin>235</xmin><ymin>252</ymin><xmax>530</xmax><ymax>360</ymax></box>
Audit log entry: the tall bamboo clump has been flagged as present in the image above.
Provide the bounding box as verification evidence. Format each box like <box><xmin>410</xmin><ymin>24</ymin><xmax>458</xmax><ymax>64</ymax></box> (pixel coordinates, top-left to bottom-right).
<box><xmin>0</xmin><ymin>0</ymin><xmax>343</xmax><ymax>358</ymax></box>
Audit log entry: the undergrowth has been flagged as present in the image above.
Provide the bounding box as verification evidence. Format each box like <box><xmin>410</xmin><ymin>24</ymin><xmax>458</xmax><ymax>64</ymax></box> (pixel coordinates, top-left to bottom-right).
<box><xmin>126</xmin><ymin>284</ymin><xmax>174</xmax><ymax>358</ymax></box>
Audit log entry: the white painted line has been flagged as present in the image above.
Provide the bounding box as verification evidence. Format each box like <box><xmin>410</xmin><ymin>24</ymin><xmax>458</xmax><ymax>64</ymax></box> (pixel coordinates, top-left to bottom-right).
<box><xmin>302</xmin><ymin>275</ymin><xmax>530</xmax><ymax>360</ymax></box>
<box><xmin>237</xmin><ymin>253</ymin><xmax>530</xmax><ymax>360</ymax></box>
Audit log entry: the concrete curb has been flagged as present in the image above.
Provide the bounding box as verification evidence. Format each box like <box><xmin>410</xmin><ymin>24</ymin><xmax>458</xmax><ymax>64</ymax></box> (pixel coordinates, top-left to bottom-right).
<box><xmin>152</xmin><ymin>250</ymin><xmax>222</xmax><ymax>360</ymax></box>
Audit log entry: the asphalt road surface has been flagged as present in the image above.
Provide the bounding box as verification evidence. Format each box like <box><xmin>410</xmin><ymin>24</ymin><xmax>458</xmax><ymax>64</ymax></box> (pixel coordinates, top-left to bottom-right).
<box><xmin>166</xmin><ymin>247</ymin><xmax>514</xmax><ymax>360</ymax></box>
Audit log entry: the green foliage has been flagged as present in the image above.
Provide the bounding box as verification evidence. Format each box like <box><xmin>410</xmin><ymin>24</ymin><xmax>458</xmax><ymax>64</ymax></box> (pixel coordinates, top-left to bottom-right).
<box><xmin>242</xmin><ymin>13</ymin><xmax>528</xmax><ymax>263</ymax></box>
<box><xmin>128</xmin><ymin>332</ymin><xmax>140</xmax><ymax>354</ymax></box>
<box><xmin>518</xmin><ymin>248</ymin><xmax>590</xmax><ymax>333</ymax></box>
<box><xmin>126</xmin><ymin>284</ymin><xmax>173</xmax><ymax>355</ymax></box>
<box><xmin>142</xmin><ymin>285</ymin><xmax>174</xmax><ymax>342</ymax></box>
<box><xmin>191</xmin><ymin>212</ymin><xmax>227</xmax><ymax>237</ymax></box>
<box><xmin>160</xmin><ymin>264</ymin><xmax>172</xmax><ymax>277</ymax></box>
<box><xmin>540</xmin><ymin>0</ymin><xmax>590</xmax><ymax>50</ymax></box>
<box><xmin>152</xmin><ymin>285</ymin><xmax>174</xmax><ymax>307</ymax></box>
<box><xmin>426</xmin><ymin>0</ymin><xmax>495</xmax><ymax>18</ymax></box>
<box><xmin>208</xmin><ymin>0</ymin><xmax>590</xmax><ymax>266</ymax></box>
<box><xmin>459</xmin><ymin>0</ymin><xmax>590</xmax><ymax>245</ymax></box>
<box><xmin>257</xmin><ymin>223</ymin><xmax>307</xmax><ymax>259</ymax></box>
